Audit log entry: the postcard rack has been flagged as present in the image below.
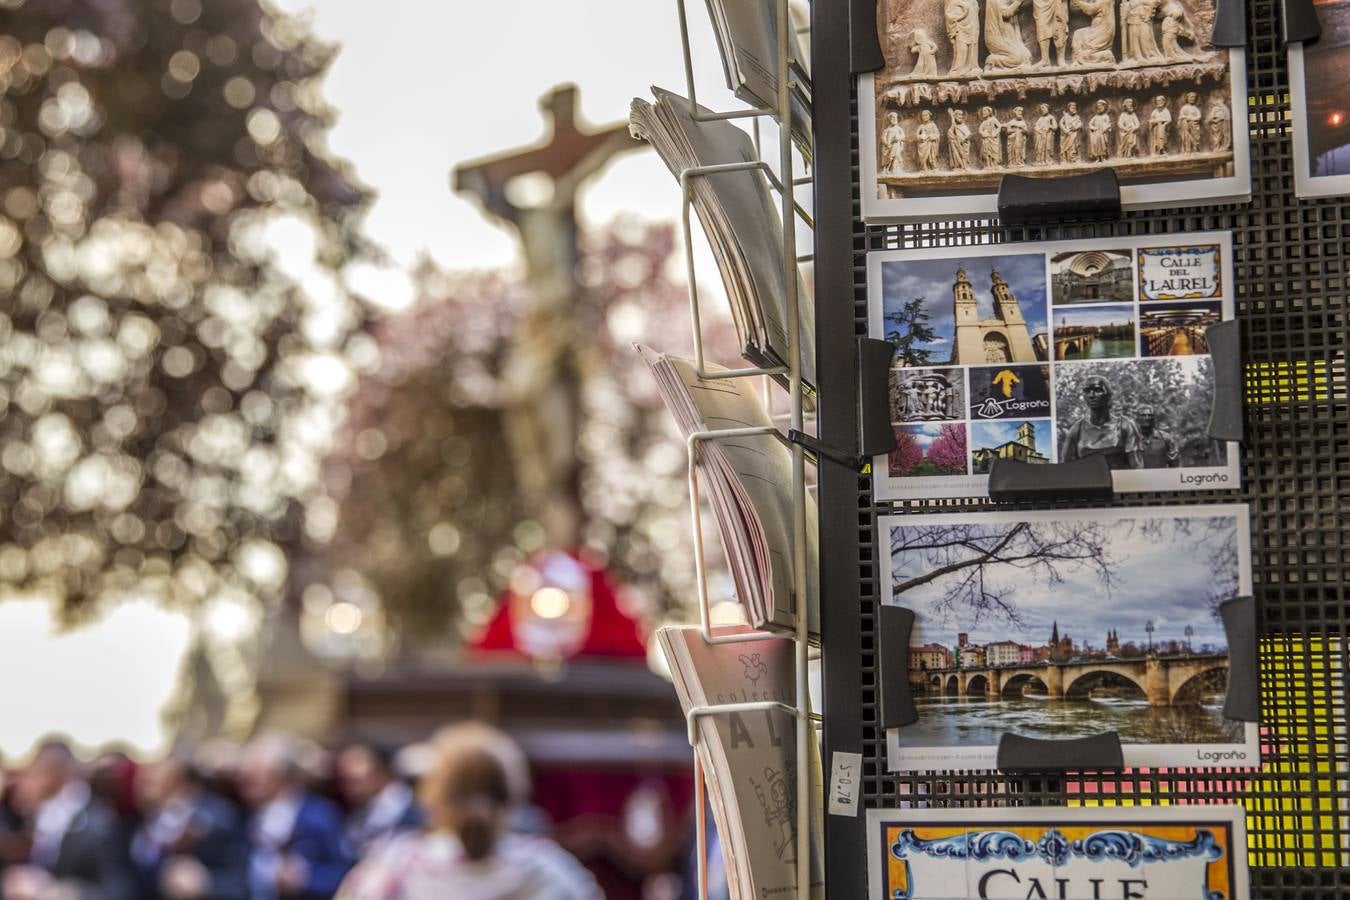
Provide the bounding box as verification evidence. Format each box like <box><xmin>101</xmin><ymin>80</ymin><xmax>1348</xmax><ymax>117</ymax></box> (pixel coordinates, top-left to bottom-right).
<box><xmin>670</xmin><ymin>1</ymin><xmax>820</xmax><ymax>899</ymax></box>
<box><xmin>811</xmin><ymin>0</ymin><xmax>1349</xmax><ymax>897</ymax></box>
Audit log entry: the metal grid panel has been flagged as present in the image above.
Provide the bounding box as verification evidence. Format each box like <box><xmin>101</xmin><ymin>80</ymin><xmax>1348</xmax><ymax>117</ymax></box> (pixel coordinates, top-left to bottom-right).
<box><xmin>834</xmin><ymin>0</ymin><xmax>1350</xmax><ymax>893</ymax></box>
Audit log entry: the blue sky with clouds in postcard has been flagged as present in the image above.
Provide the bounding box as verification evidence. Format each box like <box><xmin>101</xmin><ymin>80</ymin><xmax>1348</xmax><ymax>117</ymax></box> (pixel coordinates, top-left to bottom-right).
<box><xmin>881</xmin><ymin>253</ymin><xmax>1049</xmax><ymax>362</ymax></box>
<box><xmin>893</xmin><ymin>515</ymin><xmax>1236</xmax><ymax>651</ymax></box>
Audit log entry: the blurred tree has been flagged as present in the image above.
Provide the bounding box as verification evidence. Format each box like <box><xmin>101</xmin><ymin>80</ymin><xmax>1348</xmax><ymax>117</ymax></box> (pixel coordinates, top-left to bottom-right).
<box><xmin>0</xmin><ymin>0</ymin><xmax>373</xmax><ymax>728</ymax></box>
<box><xmin>307</xmin><ymin>220</ymin><xmax>737</xmax><ymax>647</ymax></box>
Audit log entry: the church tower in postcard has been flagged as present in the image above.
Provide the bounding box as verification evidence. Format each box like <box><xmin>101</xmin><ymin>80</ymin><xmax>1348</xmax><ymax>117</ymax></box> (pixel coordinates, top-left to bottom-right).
<box><xmin>951</xmin><ymin>267</ymin><xmax>1037</xmax><ymax>365</ymax></box>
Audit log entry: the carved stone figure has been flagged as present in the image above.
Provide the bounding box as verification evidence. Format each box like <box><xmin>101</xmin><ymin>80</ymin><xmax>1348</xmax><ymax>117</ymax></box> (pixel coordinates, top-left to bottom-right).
<box><xmin>1123</xmin><ymin>0</ymin><xmax>1163</xmax><ymax>61</ymax></box>
<box><xmin>1060</xmin><ymin>102</ymin><xmax>1083</xmax><ymax>162</ymax></box>
<box><xmin>1206</xmin><ymin>98</ymin><xmax>1232</xmax><ymax>151</ymax></box>
<box><xmin>946</xmin><ymin>0</ymin><xmax>982</xmax><ymax>75</ymax></box>
<box><xmin>1178</xmin><ymin>91</ymin><xmax>1202</xmax><ymax>153</ymax></box>
<box><xmin>917</xmin><ymin>110</ymin><xmax>942</xmax><ymax>170</ymax></box>
<box><xmin>1033</xmin><ymin>103</ymin><xmax>1058</xmax><ymax>165</ymax></box>
<box><xmin>1088</xmin><ymin>100</ymin><xmax>1113</xmax><ymax>161</ymax></box>
<box><xmin>985</xmin><ymin>0</ymin><xmax>1034</xmax><ymax>70</ymax></box>
<box><xmin>910</xmin><ymin>28</ymin><xmax>940</xmax><ymax>76</ymax></box>
<box><xmin>881</xmin><ymin>110</ymin><xmax>906</xmax><ymax>174</ymax></box>
<box><xmin>1006</xmin><ymin>107</ymin><xmax>1029</xmax><ymax>165</ymax></box>
<box><xmin>978</xmin><ymin>106</ymin><xmax>1004</xmax><ymax>167</ymax></box>
<box><xmin>1117</xmin><ymin>98</ymin><xmax>1141</xmax><ymax>157</ymax></box>
<box><xmin>1148</xmin><ymin>95</ymin><xmax>1172</xmax><ymax>154</ymax></box>
<box><xmin>1159</xmin><ymin>0</ymin><xmax>1195</xmax><ymax>59</ymax></box>
<box><xmin>1032</xmin><ymin>0</ymin><xmax>1070</xmax><ymax>67</ymax></box>
<box><xmin>1071</xmin><ymin>0</ymin><xmax>1117</xmax><ymax>64</ymax></box>
<box><xmin>948</xmin><ymin>108</ymin><xmax>974</xmax><ymax>168</ymax></box>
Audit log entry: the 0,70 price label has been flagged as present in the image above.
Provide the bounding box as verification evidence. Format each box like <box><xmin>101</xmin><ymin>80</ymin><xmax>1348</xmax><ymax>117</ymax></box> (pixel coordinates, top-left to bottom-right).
<box><xmin>827</xmin><ymin>751</ymin><xmax>863</xmax><ymax>817</ymax></box>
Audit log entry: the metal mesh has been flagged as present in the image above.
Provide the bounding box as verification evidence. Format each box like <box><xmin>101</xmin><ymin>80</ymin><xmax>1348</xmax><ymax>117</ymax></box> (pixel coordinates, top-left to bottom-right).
<box><xmin>844</xmin><ymin>0</ymin><xmax>1350</xmax><ymax>892</ymax></box>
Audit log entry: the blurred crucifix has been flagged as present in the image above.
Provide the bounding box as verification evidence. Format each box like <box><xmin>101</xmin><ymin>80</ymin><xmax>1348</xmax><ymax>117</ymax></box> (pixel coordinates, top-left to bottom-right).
<box><xmin>454</xmin><ymin>84</ymin><xmax>642</xmax><ymax>550</ymax></box>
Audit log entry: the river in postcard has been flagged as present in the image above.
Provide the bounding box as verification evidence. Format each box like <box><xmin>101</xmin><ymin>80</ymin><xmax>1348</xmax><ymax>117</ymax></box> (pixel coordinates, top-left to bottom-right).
<box><xmin>902</xmin><ymin>695</ymin><xmax>1243</xmax><ymax>746</ymax></box>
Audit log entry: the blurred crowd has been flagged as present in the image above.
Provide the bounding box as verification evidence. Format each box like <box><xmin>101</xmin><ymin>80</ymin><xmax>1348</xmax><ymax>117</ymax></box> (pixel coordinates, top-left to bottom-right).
<box><xmin>0</xmin><ymin>724</ymin><xmax>605</xmax><ymax>900</ymax></box>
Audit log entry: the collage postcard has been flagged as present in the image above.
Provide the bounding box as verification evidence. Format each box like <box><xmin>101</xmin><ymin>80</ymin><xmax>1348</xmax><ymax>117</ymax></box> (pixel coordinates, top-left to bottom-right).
<box><xmin>868</xmin><ymin>231</ymin><xmax>1238</xmax><ymax>501</ymax></box>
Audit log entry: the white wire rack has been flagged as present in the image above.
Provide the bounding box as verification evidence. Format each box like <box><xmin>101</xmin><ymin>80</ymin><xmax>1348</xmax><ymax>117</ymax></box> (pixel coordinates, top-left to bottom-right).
<box><xmin>671</xmin><ymin>1</ymin><xmax>817</xmax><ymax>898</ymax></box>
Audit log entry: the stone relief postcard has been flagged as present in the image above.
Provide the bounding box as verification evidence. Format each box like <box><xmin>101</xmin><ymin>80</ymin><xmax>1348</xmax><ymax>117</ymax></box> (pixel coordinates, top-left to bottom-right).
<box><xmin>867</xmin><ymin>231</ymin><xmax>1239</xmax><ymax>500</ymax></box>
<box><xmin>1289</xmin><ymin>0</ymin><xmax>1350</xmax><ymax>198</ymax></box>
<box><xmin>867</xmin><ymin>805</ymin><xmax>1249</xmax><ymax>900</ymax></box>
<box><xmin>880</xmin><ymin>504</ymin><xmax>1258</xmax><ymax>773</ymax></box>
<box><xmin>858</xmin><ymin>0</ymin><xmax>1250</xmax><ymax>220</ymax></box>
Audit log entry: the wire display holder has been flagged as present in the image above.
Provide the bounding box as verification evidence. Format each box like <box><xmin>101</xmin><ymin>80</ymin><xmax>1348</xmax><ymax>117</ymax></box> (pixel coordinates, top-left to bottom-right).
<box><xmin>670</xmin><ymin>0</ymin><xmax>819</xmax><ymax>898</ymax></box>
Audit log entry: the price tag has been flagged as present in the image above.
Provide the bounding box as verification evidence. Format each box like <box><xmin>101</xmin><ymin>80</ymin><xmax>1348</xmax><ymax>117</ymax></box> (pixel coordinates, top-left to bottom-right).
<box><xmin>827</xmin><ymin>751</ymin><xmax>863</xmax><ymax>817</ymax></box>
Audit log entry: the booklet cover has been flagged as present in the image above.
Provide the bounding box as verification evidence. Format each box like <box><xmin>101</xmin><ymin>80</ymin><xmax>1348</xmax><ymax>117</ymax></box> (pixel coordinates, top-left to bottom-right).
<box><xmin>658</xmin><ymin>625</ymin><xmax>824</xmax><ymax>900</ymax></box>
<box><xmin>881</xmin><ymin>504</ymin><xmax>1258</xmax><ymax>772</ymax></box>
<box><xmin>867</xmin><ymin>805</ymin><xmax>1249</xmax><ymax>900</ymax></box>
<box><xmin>868</xmin><ymin>231</ymin><xmax>1238</xmax><ymax>500</ymax></box>
<box><xmin>859</xmin><ymin>0</ymin><xmax>1250</xmax><ymax>221</ymax></box>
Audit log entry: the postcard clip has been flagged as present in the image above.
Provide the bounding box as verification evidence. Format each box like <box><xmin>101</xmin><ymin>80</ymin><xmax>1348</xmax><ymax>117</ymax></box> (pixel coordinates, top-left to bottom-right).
<box><xmin>997</xmin><ymin>170</ymin><xmax>1122</xmax><ymax>225</ymax></box>
<box><xmin>1219</xmin><ymin>596</ymin><xmax>1260</xmax><ymax>722</ymax></box>
<box><xmin>1210</xmin><ymin>0</ymin><xmax>1247</xmax><ymax>46</ymax></box>
<box><xmin>1205</xmin><ymin>319</ymin><xmax>1244</xmax><ymax>443</ymax></box>
<box><xmin>1282</xmin><ymin>0</ymin><xmax>1321</xmax><ymax>44</ymax></box>
<box><xmin>997</xmin><ymin>732</ymin><xmax>1125</xmax><ymax>772</ymax></box>
<box><xmin>859</xmin><ymin>337</ymin><xmax>898</xmax><ymax>458</ymax></box>
<box><xmin>879</xmin><ymin>606</ymin><xmax>918</xmax><ymax>729</ymax></box>
<box><xmin>987</xmin><ymin>455</ymin><xmax>1114</xmax><ymax>503</ymax></box>
<box><xmin>850</xmin><ymin>0</ymin><xmax>886</xmax><ymax>74</ymax></box>
<box><xmin>788</xmin><ymin>428</ymin><xmax>864</xmax><ymax>471</ymax></box>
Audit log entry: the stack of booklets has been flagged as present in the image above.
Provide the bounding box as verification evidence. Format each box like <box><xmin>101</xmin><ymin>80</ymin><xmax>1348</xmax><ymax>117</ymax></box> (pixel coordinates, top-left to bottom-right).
<box><xmin>630</xmin><ymin>88</ymin><xmax>815</xmax><ymax>387</ymax></box>
<box><xmin>702</xmin><ymin>0</ymin><xmax>813</xmax><ymax>162</ymax></box>
<box><xmin>639</xmin><ymin>345</ymin><xmax>819</xmax><ymax>638</ymax></box>
<box><xmin>657</xmin><ymin>625</ymin><xmax>823</xmax><ymax>900</ymax></box>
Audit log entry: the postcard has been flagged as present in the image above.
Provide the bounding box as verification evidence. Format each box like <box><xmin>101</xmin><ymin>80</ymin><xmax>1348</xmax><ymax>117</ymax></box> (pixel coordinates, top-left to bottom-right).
<box><xmin>859</xmin><ymin>0</ymin><xmax>1251</xmax><ymax>221</ymax></box>
<box><xmin>867</xmin><ymin>805</ymin><xmax>1249</xmax><ymax>900</ymax></box>
<box><xmin>1289</xmin><ymin>0</ymin><xmax>1350</xmax><ymax>198</ymax></box>
<box><xmin>881</xmin><ymin>504</ymin><xmax>1258</xmax><ymax>772</ymax></box>
<box><xmin>868</xmin><ymin>231</ymin><xmax>1239</xmax><ymax>500</ymax></box>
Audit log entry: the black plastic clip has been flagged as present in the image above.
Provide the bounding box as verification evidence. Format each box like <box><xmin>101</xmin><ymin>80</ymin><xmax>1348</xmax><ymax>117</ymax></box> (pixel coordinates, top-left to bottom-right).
<box><xmin>1205</xmin><ymin>319</ymin><xmax>1244</xmax><ymax>444</ymax></box>
<box><xmin>788</xmin><ymin>429</ymin><xmax>863</xmax><ymax>471</ymax></box>
<box><xmin>1220</xmin><ymin>596</ymin><xmax>1260</xmax><ymax>722</ymax></box>
<box><xmin>987</xmin><ymin>455</ymin><xmax>1114</xmax><ymax>503</ymax></box>
<box><xmin>879</xmin><ymin>606</ymin><xmax>918</xmax><ymax>729</ymax></box>
<box><xmin>1282</xmin><ymin>0</ymin><xmax>1321</xmax><ymax>44</ymax></box>
<box><xmin>859</xmin><ymin>337</ymin><xmax>898</xmax><ymax>458</ymax></box>
<box><xmin>850</xmin><ymin>0</ymin><xmax>886</xmax><ymax>74</ymax></box>
<box><xmin>997</xmin><ymin>732</ymin><xmax>1126</xmax><ymax>773</ymax></box>
<box><xmin>997</xmin><ymin>170</ymin><xmax>1122</xmax><ymax>225</ymax></box>
<box><xmin>1211</xmin><ymin>0</ymin><xmax>1247</xmax><ymax>47</ymax></box>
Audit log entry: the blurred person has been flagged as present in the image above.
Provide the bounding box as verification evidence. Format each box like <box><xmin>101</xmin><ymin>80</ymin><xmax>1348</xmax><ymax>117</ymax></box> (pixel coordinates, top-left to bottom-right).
<box><xmin>334</xmin><ymin>723</ymin><xmax>601</xmax><ymax>900</ymax></box>
<box><xmin>131</xmin><ymin>751</ymin><xmax>250</xmax><ymax>900</ymax></box>
<box><xmin>2</xmin><ymin>740</ymin><xmax>137</xmax><ymax>900</ymax></box>
<box><xmin>237</xmin><ymin>735</ymin><xmax>352</xmax><ymax>900</ymax></box>
<box><xmin>89</xmin><ymin>751</ymin><xmax>140</xmax><ymax>825</ymax></box>
<box><xmin>334</xmin><ymin>741</ymin><xmax>421</xmax><ymax>857</ymax></box>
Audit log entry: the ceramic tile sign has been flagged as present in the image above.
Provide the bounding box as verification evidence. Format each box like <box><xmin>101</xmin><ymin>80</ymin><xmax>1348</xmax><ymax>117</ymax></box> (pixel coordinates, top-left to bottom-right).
<box><xmin>881</xmin><ymin>504</ymin><xmax>1259</xmax><ymax>772</ymax></box>
<box><xmin>867</xmin><ymin>806</ymin><xmax>1249</xmax><ymax>900</ymax></box>
<box><xmin>867</xmin><ymin>231</ymin><xmax>1239</xmax><ymax>501</ymax></box>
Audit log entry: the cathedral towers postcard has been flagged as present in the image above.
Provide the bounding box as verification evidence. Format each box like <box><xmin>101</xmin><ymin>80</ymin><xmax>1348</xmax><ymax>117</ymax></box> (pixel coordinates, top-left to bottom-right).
<box><xmin>867</xmin><ymin>232</ymin><xmax>1239</xmax><ymax>499</ymax></box>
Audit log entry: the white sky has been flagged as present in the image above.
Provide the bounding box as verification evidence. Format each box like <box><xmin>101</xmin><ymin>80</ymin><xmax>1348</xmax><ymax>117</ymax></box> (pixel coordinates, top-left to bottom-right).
<box><xmin>0</xmin><ymin>0</ymin><xmax>749</xmax><ymax>759</ymax></box>
<box><xmin>278</xmin><ymin>0</ymin><xmax>737</xmax><ymax>272</ymax></box>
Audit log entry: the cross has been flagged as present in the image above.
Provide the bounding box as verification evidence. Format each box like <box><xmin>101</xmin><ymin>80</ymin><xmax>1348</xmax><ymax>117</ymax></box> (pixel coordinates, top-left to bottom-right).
<box><xmin>451</xmin><ymin>85</ymin><xmax>643</xmax><ymax>551</ymax></box>
<box><xmin>454</xmin><ymin>83</ymin><xmax>642</xmax><ymax>222</ymax></box>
